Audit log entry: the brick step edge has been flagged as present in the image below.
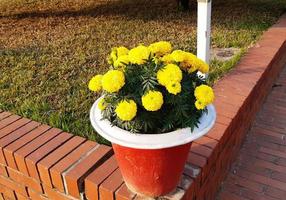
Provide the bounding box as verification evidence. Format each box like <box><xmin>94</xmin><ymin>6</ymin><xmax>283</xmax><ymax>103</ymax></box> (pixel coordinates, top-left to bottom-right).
<box><xmin>1</xmin><ymin>14</ymin><xmax>286</xmax><ymax>200</ymax></box>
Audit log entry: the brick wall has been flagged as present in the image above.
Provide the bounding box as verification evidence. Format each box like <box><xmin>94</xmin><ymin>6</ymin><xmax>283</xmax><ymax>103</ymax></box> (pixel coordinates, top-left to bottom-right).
<box><xmin>0</xmin><ymin>14</ymin><xmax>286</xmax><ymax>200</ymax></box>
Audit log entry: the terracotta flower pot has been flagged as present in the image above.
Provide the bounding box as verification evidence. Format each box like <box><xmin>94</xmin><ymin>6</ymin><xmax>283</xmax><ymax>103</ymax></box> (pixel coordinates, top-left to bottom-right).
<box><xmin>90</xmin><ymin>98</ymin><xmax>216</xmax><ymax>197</ymax></box>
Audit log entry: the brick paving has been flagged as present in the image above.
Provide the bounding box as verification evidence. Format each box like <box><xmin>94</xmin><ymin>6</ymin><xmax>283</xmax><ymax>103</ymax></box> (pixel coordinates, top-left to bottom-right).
<box><xmin>217</xmin><ymin>66</ymin><xmax>286</xmax><ymax>200</ymax></box>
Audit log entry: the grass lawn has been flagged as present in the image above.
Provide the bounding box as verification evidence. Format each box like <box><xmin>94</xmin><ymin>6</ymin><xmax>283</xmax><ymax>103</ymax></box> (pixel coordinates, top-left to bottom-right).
<box><xmin>0</xmin><ymin>0</ymin><xmax>285</xmax><ymax>143</ymax></box>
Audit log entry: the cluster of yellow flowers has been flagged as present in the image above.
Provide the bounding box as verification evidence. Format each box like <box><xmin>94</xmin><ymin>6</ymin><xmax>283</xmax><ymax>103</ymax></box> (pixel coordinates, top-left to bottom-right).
<box><xmin>88</xmin><ymin>70</ymin><xmax>125</xmax><ymax>93</ymax></box>
<box><xmin>170</xmin><ymin>50</ymin><xmax>209</xmax><ymax>73</ymax></box>
<box><xmin>157</xmin><ymin>64</ymin><xmax>182</xmax><ymax>95</ymax></box>
<box><xmin>194</xmin><ymin>85</ymin><xmax>215</xmax><ymax>110</ymax></box>
<box><xmin>89</xmin><ymin>41</ymin><xmax>214</xmax><ymax>122</ymax></box>
<box><xmin>106</xmin><ymin>41</ymin><xmax>208</xmax><ymax>74</ymax></box>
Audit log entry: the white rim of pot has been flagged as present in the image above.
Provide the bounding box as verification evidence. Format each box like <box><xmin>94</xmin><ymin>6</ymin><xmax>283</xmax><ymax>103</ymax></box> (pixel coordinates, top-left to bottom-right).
<box><xmin>90</xmin><ymin>97</ymin><xmax>216</xmax><ymax>149</ymax></box>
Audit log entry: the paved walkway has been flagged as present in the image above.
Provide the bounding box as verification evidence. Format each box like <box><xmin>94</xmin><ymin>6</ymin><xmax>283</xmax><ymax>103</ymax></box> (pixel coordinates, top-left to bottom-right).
<box><xmin>217</xmin><ymin>66</ymin><xmax>286</xmax><ymax>200</ymax></box>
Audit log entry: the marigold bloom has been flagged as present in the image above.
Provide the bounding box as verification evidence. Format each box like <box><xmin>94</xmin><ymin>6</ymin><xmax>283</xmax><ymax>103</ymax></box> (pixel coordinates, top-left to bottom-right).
<box><xmin>149</xmin><ymin>41</ymin><xmax>172</xmax><ymax>57</ymax></box>
<box><xmin>194</xmin><ymin>84</ymin><xmax>214</xmax><ymax>106</ymax></box>
<box><xmin>107</xmin><ymin>46</ymin><xmax>129</xmax><ymax>65</ymax></box>
<box><xmin>141</xmin><ymin>90</ymin><xmax>164</xmax><ymax>111</ymax></box>
<box><xmin>115</xmin><ymin>100</ymin><xmax>137</xmax><ymax>121</ymax></box>
<box><xmin>195</xmin><ymin>100</ymin><xmax>206</xmax><ymax>110</ymax></box>
<box><xmin>114</xmin><ymin>55</ymin><xmax>130</xmax><ymax>69</ymax></box>
<box><xmin>166</xmin><ymin>82</ymin><xmax>182</xmax><ymax>95</ymax></box>
<box><xmin>88</xmin><ymin>75</ymin><xmax>103</xmax><ymax>92</ymax></box>
<box><xmin>157</xmin><ymin>64</ymin><xmax>182</xmax><ymax>86</ymax></box>
<box><xmin>160</xmin><ymin>54</ymin><xmax>173</xmax><ymax>64</ymax></box>
<box><xmin>102</xmin><ymin>70</ymin><xmax>125</xmax><ymax>93</ymax></box>
<box><xmin>128</xmin><ymin>45</ymin><xmax>150</xmax><ymax>65</ymax></box>
<box><xmin>117</xmin><ymin>46</ymin><xmax>129</xmax><ymax>57</ymax></box>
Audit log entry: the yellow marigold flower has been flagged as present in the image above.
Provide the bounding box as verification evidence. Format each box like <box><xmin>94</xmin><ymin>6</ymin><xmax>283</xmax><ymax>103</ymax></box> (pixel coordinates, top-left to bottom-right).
<box><xmin>181</xmin><ymin>52</ymin><xmax>197</xmax><ymax>70</ymax></box>
<box><xmin>128</xmin><ymin>45</ymin><xmax>150</xmax><ymax>65</ymax></box>
<box><xmin>160</xmin><ymin>54</ymin><xmax>173</xmax><ymax>64</ymax></box>
<box><xmin>114</xmin><ymin>55</ymin><xmax>129</xmax><ymax>69</ymax></box>
<box><xmin>107</xmin><ymin>48</ymin><xmax>118</xmax><ymax>65</ymax></box>
<box><xmin>107</xmin><ymin>46</ymin><xmax>129</xmax><ymax>65</ymax></box>
<box><xmin>141</xmin><ymin>91</ymin><xmax>164</xmax><ymax>111</ymax></box>
<box><xmin>196</xmin><ymin>58</ymin><xmax>209</xmax><ymax>73</ymax></box>
<box><xmin>98</xmin><ymin>98</ymin><xmax>107</xmax><ymax>110</ymax></box>
<box><xmin>166</xmin><ymin>82</ymin><xmax>181</xmax><ymax>95</ymax></box>
<box><xmin>117</xmin><ymin>46</ymin><xmax>129</xmax><ymax>57</ymax></box>
<box><xmin>157</xmin><ymin>64</ymin><xmax>182</xmax><ymax>86</ymax></box>
<box><xmin>115</xmin><ymin>100</ymin><xmax>137</xmax><ymax>121</ymax></box>
<box><xmin>148</xmin><ymin>41</ymin><xmax>172</xmax><ymax>57</ymax></box>
<box><xmin>194</xmin><ymin>85</ymin><xmax>214</xmax><ymax>105</ymax></box>
<box><xmin>170</xmin><ymin>50</ymin><xmax>187</xmax><ymax>62</ymax></box>
<box><xmin>88</xmin><ymin>75</ymin><xmax>103</xmax><ymax>92</ymax></box>
<box><xmin>102</xmin><ymin>70</ymin><xmax>125</xmax><ymax>93</ymax></box>
<box><xmin>195</xmin><ymin>100</ymin><xmax>206</xmax><ymax>110</ymax></box>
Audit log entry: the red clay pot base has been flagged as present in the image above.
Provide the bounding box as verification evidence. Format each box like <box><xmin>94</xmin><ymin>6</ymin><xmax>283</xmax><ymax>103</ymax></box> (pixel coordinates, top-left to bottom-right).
<box><xmin>112</xmin><ymin>142</ymin><xmax>192</xmax><ymax>197</ymax></box>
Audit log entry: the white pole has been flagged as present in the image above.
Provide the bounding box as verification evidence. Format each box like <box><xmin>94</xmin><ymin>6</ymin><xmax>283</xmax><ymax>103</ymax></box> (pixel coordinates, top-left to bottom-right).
<box><xmin>197</xmin><ymin>0</ymin><xmax>212</xmax><ymax>64</ymax></box>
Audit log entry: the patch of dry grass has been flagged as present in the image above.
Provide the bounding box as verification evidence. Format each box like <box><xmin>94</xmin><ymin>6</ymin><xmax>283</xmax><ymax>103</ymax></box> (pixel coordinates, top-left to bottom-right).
<box><xmin>0</xmin><ymin>0</ymin><xmax>285</xmax><ymax>142</ymax></box>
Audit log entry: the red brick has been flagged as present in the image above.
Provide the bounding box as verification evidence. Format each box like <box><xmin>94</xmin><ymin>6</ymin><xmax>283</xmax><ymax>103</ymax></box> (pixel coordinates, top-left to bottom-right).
<box><xmin>252</xmin><ymin>126</ymin><xmax>284</xmax><ymax>141</ymax></box>
<box><xmin>99</xmin><ymin>168</ymin><xmax>123</xmax><ymax>200</ymax></box>
<box><xmin>206</xmin><ymin>123</ymin><xmax>228</xmax><ymax>141</ymax></box>
<box><xmin>15</xmin><ymin>193</ymin><xmax>28</xmax><ymax>200</ymax></box>
<box><xmin>14</xmin><ymin>128</ymin><xmax>61</xmax><ymax>175</ymax></box>
<box><xmin>237</xmin><ymin>169</ymin><xmax>286</xmax><ymax>191</ymax></box>
<box><xmin>0</xmin><ymin>115</ymin><xmax>21</xmax><ymax>130</ymax></box>
<box><xmin>0</xmin><ymin>165</ymin><xmax>8</xmax><ymax>177</ymax></box>
<box><xmin>64</xmin><ymin>145</ymin><xmax>112</xmax><ymax>198</ymax></box>
<box><xmin>187</xmin><ymin>152</ymin><xmax>206</xmax><ymax>168</ymax></box>
<box><xmin>238</xmin><ymin>160</ymin><xmax>272</xmax><ymax>178</ymax></box>
<box><xmin>194</xmin><ymin>136</ymin><xmax>218</xmax><ymax>149</ymax></box>
<box><xmin>0</xmin><ymin>121</ymin><xmax>40</xmax><ymax>147</ymax></box>
<box><xmin>277</xmin><ymin>157</ymin><xmax>286</xmax><ymax>167</ymax></box>
<box><xmin>260</xmin><ymin>147</ymin><xmax>286</xmax><ymax>159</ymax></box>
<box><xmin>25</xmin><ymin>132</ymin><xmax>72</xmax><ymax>180</ymax></box>
<box><xmin>271</xmin><ymin>171</ymin><xmax>286</xmax><ymax>183</ymax></box>
<box><xmin>219</xmin><ymin>190</ymin><xmax>245</xmax><ymax>200</ymax></box>
<box><xmin>254</xmin><ymin>118</ymin><xmax>286</xmax><ymax>135</ymax></box>
<box><xmin>85</xmin><ymin>156</ymin><xmax>118</xmax><ymax>200</ymax></box>
<box><xmin>215</xmin><ymin>114</ymin><xmax>232</xmax><ymax>126</ymax></box>
<box><xmin>42</xmin><ymin>185</ymin><xmax>73</xmax><ymax>200</ymax></box>
<box><xmin>227</xmin><ymin>174</ymin><xmax>264</xmax><ymax>193</ymax></box>
<box><xmin>115</xmin><ymin>184</ymin><xmax>136</xmax><ymax>200</ymax></box>
<box><xmin>0</xmin><ymin>184</ymin><xmax>15</xmax><ymax>200</ymax></box>
<box><xmin>214</xmin><ymin>102</ymin><xmax>239</xmax><ymax>120</ymax></box>
<box><xmin>0</xmin><ymin>118</ymin><xmax>30</xmax><ymax>139</ymax></box>
<box><xmin>190</xmin><ymin>143</ymin><xmax>212</xmax><ymax>158</ymax></box>
<box><xmin>1</xmin><ymin>194</ymin><xmax>13</xmax><ymax>200</ymax></box>
<box><xmin>3</xmin><ymin>124</ymin><xmax>50</xmax><ymax>170</ymax></box>
<box><xmin>221</xmin><ymin>182</ymin><xmax>243</xmax><ymax>197</ymax></box>
<box><xmin>27</xmin><ymin>188</ymin><xmax>48</xmax><ymax>200</ymax></box>
<box><xmin>0</xmin><ymin>121</ymin><xmax>40</xmax><ymax>165</ymax></box>
<box><xmin>37</xmin><ymin>136</ymin><xmax>85</xmax><ymax>187</ymax></box>
<box><xmin>241</xmin><ymin>187</ymin><xmax>278</xmax><ymax>200</ymax></box>
<box><xmin>50</xmin><ymin>141</ymin><xmax>97</xmax><ymax>193</ymax></box>
<box><xmin>265</xmin><ymin>186</ymin><xmax>286</xmax><ymax>200</ymax></box>
<box><xmin>252</xmin><ymin>157</ymin><xmax>286</xmax><ymax>174</ymax></box>
<box><xmin>215</xmin><ymin>78</ymin><xmax>252</xmax><ymax>98</ymax></box>
<box><xmin>6</xmin><ymin>167</ymin><xmax>42</xmax><ymax>193</ymax></box>
<box><xmin>214</xmin><ymin>89</ymin><xmax>246</xmax><ymax>108</ymax></box>
<box><xmin>0</xmin><ymin>175</ymin><xmax>27</xmax><ymax>197</ymax></box>
<box><xmin>0</xmin><ymin>112</ymin><xmax>12</xmax><ymax>121</ymax></box>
